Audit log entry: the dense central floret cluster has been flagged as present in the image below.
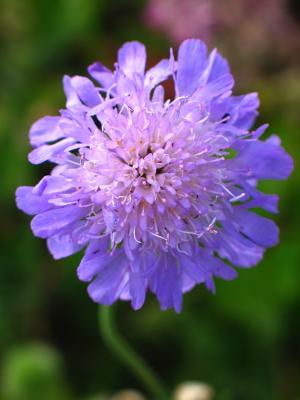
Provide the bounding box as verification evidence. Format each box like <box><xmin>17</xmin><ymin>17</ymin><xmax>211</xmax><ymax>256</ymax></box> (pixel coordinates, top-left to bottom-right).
<box><xmin>82</xmin><ymin>93</ymin><xmax>229</xmax><ymax>253</ymax></box>
<box><xmin>16</xmin><ymin>39</ymin><xmax>293</xmax><ymax>311</ymax></box>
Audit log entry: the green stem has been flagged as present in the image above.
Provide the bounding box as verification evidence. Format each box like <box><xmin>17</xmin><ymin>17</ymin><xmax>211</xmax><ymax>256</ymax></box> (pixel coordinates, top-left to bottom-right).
<box><xmin>99</xmin><ymin>305</ymin><xmax>170</xmax><ymax>400</ymax></box>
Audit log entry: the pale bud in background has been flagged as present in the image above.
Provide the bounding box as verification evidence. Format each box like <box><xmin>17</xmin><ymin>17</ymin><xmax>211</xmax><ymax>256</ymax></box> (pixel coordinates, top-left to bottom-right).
<box><xmin>110</xmin><ymin>389</ymin><xmax>147</xmax><ymax>400</ymax></box>
<box><xmin>173</xmin><ymin>382</ymin><xmax>215</xmax><ymax>400</ymax></box>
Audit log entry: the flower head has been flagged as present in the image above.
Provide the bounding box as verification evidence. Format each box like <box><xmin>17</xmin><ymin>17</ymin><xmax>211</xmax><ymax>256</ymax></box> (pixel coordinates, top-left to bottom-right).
<box><xmin>16</xmin><ymin>39</ymin><xmax>293</xmax><ymax>312</ymax></box>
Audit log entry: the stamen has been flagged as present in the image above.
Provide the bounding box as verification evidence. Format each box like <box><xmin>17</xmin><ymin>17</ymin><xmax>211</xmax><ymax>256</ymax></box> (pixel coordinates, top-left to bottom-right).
<box><xmin>229</xmin><ymin>193</ymin><xmax>246</xmax><ymax>203</ymax></box>
<box><xmin>133</xmin><ymin>228</ymin><xmax>142</xmax><ymax>244</ymax></box>
<box><xmin>150</xmin><ymin>231</ymin><xmax>168</xmax><ymax>242</ymax></box>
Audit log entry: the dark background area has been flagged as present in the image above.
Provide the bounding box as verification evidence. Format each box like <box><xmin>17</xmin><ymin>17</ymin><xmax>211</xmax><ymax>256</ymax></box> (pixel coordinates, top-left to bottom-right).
<box><xmin>0</xmin><ymin>1</ymin><xmax>299</xmax><ymax>399</ymax></box>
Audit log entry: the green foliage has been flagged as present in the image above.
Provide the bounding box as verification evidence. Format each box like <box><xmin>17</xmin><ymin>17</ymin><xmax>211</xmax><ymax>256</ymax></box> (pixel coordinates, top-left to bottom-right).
<box><xmin>1</xmin><ymin>343</ymin><xmax>71</xmax><ymax>400</ymax></box>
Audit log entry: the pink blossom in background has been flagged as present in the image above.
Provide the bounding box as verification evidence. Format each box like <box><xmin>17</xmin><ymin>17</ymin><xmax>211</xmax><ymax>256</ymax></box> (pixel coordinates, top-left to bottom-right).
<box><xmin>144</xmin><ymin>0</ymin><xmax>300</xmax><ymax>68</ymax></box>
<box><xmin>145</xmin><ymin>0</ymin><xmax>219</xmax><ymax>43</ymax></box>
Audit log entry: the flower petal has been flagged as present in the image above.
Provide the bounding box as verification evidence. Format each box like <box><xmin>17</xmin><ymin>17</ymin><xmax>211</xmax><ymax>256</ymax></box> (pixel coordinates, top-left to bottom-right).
<box><xmin>29</xmin><ymin>116</ymin><xmax>63</xmax><ymax>146</ymax></box>
<box><xmin>58</xmin><ymin>116</ymin><xmax>91</xmax><ymax>143</ymax></box>
<box><xmin>144</xmin><ymin>59</ymin><xmax>172</xmax><ymax>89</ymax></box>
<box><xmin>232</xmin><ymin>138</ymin><xmax>294</xmax><ymax>180</ymax></box>
<box><xmin>230</xmin><ymin>93</ymin><xmax>259</xmax><ymax>129</ymax></box>
<box><xmin>234</xmin><ymin>208</ymin><xmax>279</xmax><ymax>248</ymax></box>
<box><xmin>243</xmin><ymin>192</ymin><xmax>279</xmax><ymax>214</ymax></box>
<box><xmin>204</xmin><ymin>49</ymin><xmax>230</xmax><ymax>82</ymax></box>
<box><xmin>129</xmin><ymin>272</ymin><xmax>146</xmax><ymax>310</ymax></box>
<box><xmin>28</xmin><ymin>137</ymin><xmax>75</xmax><ymax>164</ymax></box>
<box><xmin>210</xmin><ymin>224</ymin><xmax>265</xmax><ymax>268</ymax></box>
<box><xmin>179</xmin><ymin>252</ymin><xmax>206</xmax><ymax>284</ymax></box>
<box><xmin>118</xmin><ymin>41</ymin><xmax>146</xmax><ymax>79</ymax></box>
<box><xmin>87</xmin><ymin>252</ymin><xmax>129</xmax><ymax>305</ymax></box>
<box><xmin>70</xmin><ymin>76</ymin><xmax>101</xmax><ymax>107</ymax></box>
<box><xmin>177</xmin><ymin>39</ymin><xmax>207</xmax><ymax>96</ymax></box>
<box><xmin>47</xmin><ymin>233</ymin><xmax>84</xmax><ymax>259</ymax></box>
<box><xmin>195</xmin><ymin>73</ymin><xmax>234</xmax><ymax>101</ymax></box>
<box><xmin>31</xmin><ymin>205</ymin><xmax>87</xmax><ymax>238</ymax></box>
<box><xmin>78</xmin><ymin>252</ymin><xmax>113</xmax><ymax>282</ymax></box>
<box><xmin>149</xmin><ymin>254</ymin><xmax>182</xmax><ymax>313</ymax></box>
<box><xmin>63</xmin><ymin>75</ymin><xmax>100</xmax><ymax>110</ymax></box>
<box><xmin>88</xmin><ymin>61</ymin><xmax>114</xmax><ymax>88</ymax></box>
<box><xmin>200</xmin><ymin>252</ymin><xmax>237</xmax><ymax>281</ymax></box>
<box><xmin>16</xmin><ymin>186</ymin><xmax>52</xmax><ymax>215</ymax></box>
<box><xmin>36</xmin><ymin>175</ymin><xmax>74</xmax><ymax>195</ymax></box>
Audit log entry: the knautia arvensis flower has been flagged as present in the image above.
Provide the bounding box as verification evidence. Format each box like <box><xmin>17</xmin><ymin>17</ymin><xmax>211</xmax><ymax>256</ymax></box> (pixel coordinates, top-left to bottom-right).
<box><xmin>16</xmin><ymin>40</ymin><xmax>293</xmax><ymax>312</ymax></box>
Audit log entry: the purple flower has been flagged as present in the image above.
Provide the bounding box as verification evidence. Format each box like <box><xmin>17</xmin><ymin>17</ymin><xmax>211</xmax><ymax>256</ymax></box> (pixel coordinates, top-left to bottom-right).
<box><xmin>16</xmin><ymin>40</ymin><xmax>293</xmax><ymax>312</ymax></box>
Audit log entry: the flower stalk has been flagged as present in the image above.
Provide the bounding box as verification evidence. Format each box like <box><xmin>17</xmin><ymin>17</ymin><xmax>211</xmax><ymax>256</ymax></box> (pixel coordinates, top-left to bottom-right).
<box><xmin>99</xmin><ymin>305</ymin><xmax>170</xmax><ymax>400</ymax></box>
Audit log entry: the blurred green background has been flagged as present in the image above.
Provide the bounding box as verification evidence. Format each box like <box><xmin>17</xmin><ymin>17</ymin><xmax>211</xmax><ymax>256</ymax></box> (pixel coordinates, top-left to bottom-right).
<box><xmin>0</xmin><ymin>1</ymin><xmax>299</xmax><ymax>399</ymax></box>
